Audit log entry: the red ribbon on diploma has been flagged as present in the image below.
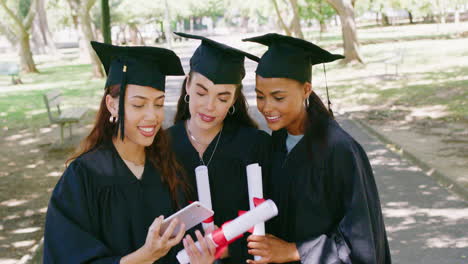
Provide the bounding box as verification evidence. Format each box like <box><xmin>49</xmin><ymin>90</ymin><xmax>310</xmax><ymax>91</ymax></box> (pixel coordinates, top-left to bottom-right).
<box><xmin>253</xmin><ymin>197</ymin><xmax>266</xmax><ymax>207</ymax></box>
<box><xmin>203</xmin><ymin>216</ymin><xmax>214</xmax><ymax>223</ymax></box>
<box><xmin>238</xmin><ymin>197</ymin><xmax>266</xmax><ymax>233</ymax></box>
<box><xmin>191</xmin><ymin>198</ymin><xmax>268</xmax><ymax>259</ymax></box>
<box><xmin>211</xmin><ymin>220</ymin><xmax>244</xmax><ymax>259</ymax></box>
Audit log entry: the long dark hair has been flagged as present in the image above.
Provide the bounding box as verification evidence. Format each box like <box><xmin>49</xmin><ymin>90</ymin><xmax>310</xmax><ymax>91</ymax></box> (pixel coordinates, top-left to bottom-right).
<box><xmin>304</xmin><ymin>89</ymin><xmax>334</xmax><ymax>142</ymax></box>
<box><xmin>67</xmin><ymin>85</ymin><xmax>188</xmax><ymax>208</ymax></box>
<box><xmin>303</xmin><ymin>85</ymin><xmax>336</xmax><ymax>207</ymax></box>
<box><xmin>174</xmin><ymin>71</ymin><xmax>258</xmax><ymax>128</ymax></box>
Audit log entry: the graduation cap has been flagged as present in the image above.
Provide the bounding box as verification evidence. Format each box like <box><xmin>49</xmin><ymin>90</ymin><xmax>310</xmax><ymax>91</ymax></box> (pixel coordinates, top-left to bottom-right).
<box><xmin>91</xmin><ymin>41</ymin><xmax>185</xmax><ymax>140</ymax></box>
<box><xmin>174</xmin><ymin>32</ymin><xmax>259</xmax><ymax>84</ymax></box>
<box><xmin>242</xmin><ymin>33</ymin><xmax>344</xmax><ymax>83</ymax></box>
<box><xmin>243</xmin><ymin>33</ymin><xmax>344</xmax><ymax>112</ymax></box>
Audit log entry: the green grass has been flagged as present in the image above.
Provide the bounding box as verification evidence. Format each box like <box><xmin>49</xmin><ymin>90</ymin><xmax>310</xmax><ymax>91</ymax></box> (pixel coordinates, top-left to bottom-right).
<box><xmin>325</xmin><ymin>36</ymin><xmax>468</xmax><ymax>121</ymax></box>
<box><xmin>303</xmin><ymin>22</ymin><xmax>468</xmax><ymax>48</ymax></box>
<box><xmin>0</xmin><ymin>63</ymin><xmax>104</xmax><ymax>130</ymax></box>
<box><xmin>1</xmin><ymin>22</ymin><xmax>467</xmax><ymax>131</ymax></box>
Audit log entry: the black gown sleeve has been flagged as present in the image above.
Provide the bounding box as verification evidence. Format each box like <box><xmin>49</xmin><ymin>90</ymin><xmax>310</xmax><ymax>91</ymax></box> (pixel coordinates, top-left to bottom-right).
<box><xmin>296</xmin><ymin>141</ymin><xmax>390</xmax><ymax>264</ymax></box>
<box><xmin>43</xmin><ymin>161</ymin><xmax>122</xmax><ymax>264</ymax></box>
<box><xmin>251</xmin><ymin>130</ymin><xmax>272</xmax><ymax>192</ymax></box>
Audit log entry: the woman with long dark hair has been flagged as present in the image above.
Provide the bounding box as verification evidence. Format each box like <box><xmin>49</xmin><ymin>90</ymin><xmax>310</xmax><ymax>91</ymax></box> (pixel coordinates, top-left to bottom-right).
<box><xmin>43</xmin><ymin>42</ymin><xmax>212</xmax><ymax>264</ymax></box>
<box><xmin>243</xmin><ymin>34</ymin><xmax>391</xmax><ymax>264</ymax></box>
<box><xmin>168</xmin><ymin>32</ymin><xmax>271</xmax><ymax>264</ymax></box>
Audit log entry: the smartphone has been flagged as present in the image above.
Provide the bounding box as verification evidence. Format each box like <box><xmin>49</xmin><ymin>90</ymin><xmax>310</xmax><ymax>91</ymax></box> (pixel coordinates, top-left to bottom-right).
<box><xmin>160</xmin><ymin>201</ymin><xmax>214</xmax><ymax>237</ymax></box>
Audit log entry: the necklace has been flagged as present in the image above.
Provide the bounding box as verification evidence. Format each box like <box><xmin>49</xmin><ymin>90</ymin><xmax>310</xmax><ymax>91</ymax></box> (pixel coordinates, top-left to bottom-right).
<box><xmin>186</xmin><ymin>120</ymin><xmax>223</xmax><ymax>167</ymax></box>
<box><xmin>187</xmin><ymin>125</ymin><xmax>210</xmax><ymax>146</ymax></box>
<box><xmin>200</xmin><ymin>127</ymin><xmax>222</xmax><ymax>167</ymax></box>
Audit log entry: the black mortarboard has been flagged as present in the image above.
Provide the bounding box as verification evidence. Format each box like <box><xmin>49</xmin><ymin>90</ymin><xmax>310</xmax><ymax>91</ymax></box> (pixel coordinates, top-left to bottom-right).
<box><xmin>91</xmin><ymin>41</ymin><xmax>185</xmax><ymax>140</ymax></box>
<box><xmin>174</xmin><ymin>32</ymin><xmax>259</xmax><ymax>84</ymax></box>
<box><xmin>242</xmin><ymin>33</ymin><xmax>344</xmax><ymax>83</ymax></box>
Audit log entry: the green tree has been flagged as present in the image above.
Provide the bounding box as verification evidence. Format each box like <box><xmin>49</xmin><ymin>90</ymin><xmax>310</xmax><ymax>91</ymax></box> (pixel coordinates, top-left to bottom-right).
<box><xmin>0</xmin><ymin>0</ymin><xmax>39</xmax><ymax>73</ymax></box>
<box><xmin>66</xmin><ymin>0</ymin><xmax>104</xmax><ymax>78</ymax></box>
<box><xmin>111</xmin><ymin>0</ymin><xmax>165</xmax><ymax>44</ymax></box>
<box><xmin>271</xmin><ymin>0</ymin><xmax>304</xmax><ymax>38</ymax></box>
<box><xmin>224</xmin><ymin>0</ymin><xmax>272</xmax><ymax>31</ymax></box>
<box><xmin>326</xmin><ymin>0</ymin><xmax>363</xmax><ymax>63</ymax></box>
<box><xmin>300</xmin><ymin>0</ymin><xmax>336</xmax><ymax>33</ymax></box>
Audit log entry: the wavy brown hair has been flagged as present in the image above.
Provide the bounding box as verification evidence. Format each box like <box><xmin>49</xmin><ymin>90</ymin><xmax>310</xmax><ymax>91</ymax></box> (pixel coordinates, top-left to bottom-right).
<box><xmin>67</xmin><ymin>85</ymin><xmax>189</xmax><ymax>208</ymax></box>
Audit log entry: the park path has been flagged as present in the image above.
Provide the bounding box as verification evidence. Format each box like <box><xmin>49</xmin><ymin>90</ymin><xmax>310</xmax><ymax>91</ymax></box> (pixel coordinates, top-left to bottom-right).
<box><xmin>0</xmin><ymin>37</ymin><xmax>466</xmax><ymax>264</ymax></box>
<box><xmin>167</xmin><ymin>39</ymin><xmax>468</xmax><ymax>264</ymax></box>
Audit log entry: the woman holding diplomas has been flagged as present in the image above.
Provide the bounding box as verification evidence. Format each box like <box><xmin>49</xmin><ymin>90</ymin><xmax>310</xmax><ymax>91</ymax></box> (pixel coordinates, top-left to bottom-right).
<box><xmin>244</xmin><ymin>33</ymin><xmax>391</xmax><ymax>264</ymax></box>
<box><xmin>168</xmin><ymin>32</ymin><xmax>271</xmax><ymax>264</ymax></box>
<box><xmin>43</xmin><ymin>42</ymin><xmax>212</xmax><ymax>264</ymax></box>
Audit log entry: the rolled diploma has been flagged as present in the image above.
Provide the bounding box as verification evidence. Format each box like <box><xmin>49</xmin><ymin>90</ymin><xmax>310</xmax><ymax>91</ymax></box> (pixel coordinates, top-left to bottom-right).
<box><xmin>176</xmin><ymin>199</ymin><xmax>278</xmax><ymax>264</ymax></box>
<box><xmin>195</xmin><ymin>166</ymin><xmax>214</xmax><ymax>231</ymax></box>
<box><xmin>246</xmin><ymin>163</ymin><xmax>265</xmax><ymax>260</ymax></box>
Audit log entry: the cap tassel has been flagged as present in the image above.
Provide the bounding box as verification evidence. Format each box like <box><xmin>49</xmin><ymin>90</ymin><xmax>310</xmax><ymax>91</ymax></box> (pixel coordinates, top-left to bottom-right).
<box><xmin>323</xmin><ymin>64</ymin><xmax>333</xmax><ymax>116</ymax></box>
<box><xmin>117</xmin><ymin>64</ymin><xmax>127</xmax><ymax>140</ymax></box>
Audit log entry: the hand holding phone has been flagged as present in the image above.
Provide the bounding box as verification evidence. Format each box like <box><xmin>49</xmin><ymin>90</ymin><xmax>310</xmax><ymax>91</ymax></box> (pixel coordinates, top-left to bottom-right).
<box><xmin>160</xmin><ymin>201</ymin><xmax>214</xmax><ymax>237</ymax></box>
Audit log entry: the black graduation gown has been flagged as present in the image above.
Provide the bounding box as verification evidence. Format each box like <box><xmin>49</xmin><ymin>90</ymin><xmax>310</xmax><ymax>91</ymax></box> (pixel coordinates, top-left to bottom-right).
<box><xmin>168</xmin><ymin>121</ymin><xmax>271</xmax><ymax>264</ymax></box>
<box><xmin>43</xmin><ymin>143</ymin><xmax>181</xmax><ymax>264</ymax></box>
<box><xmin>267</xmin><ymin>120</ymin><xmax>391</xmax><ymax>264</ymax></box>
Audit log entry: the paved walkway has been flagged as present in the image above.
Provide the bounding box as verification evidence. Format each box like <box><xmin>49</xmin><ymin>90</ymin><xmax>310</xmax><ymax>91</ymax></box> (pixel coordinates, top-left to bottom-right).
<box><xmin>165</xmin><ymin>39</ymin><xmax>468</xmax><ymax>264</ymax></box>
<box><xmin>19</xmin><ymin>38</ymin><xmax>468</xmax><ymax>264</ymax></box>
<box><xmin>339</xmin><ymin>118</ymin><xmax>467</xmax><ymax>264</ymax></box>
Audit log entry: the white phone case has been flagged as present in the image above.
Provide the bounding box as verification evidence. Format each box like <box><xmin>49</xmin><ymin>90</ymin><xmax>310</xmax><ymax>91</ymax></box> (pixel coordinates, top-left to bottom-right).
<box><xmin>160</xmin><ymin>201</ymin><xmax>214</xmax><ymax>237</ymax></box>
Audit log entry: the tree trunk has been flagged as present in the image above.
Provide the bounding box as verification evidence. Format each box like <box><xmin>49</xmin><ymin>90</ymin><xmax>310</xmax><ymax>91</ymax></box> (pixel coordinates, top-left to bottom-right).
<box><xmin>0</xmin><ymin>22</ymin><xmax>17</xmax><ymax>46</ymax></box>
<box><xmin>66</xmin><ymin>0</ymin><xmax>103</xmax><ymax>77</ymax></box>
<box><xmin>240</xmin><ymin>16</ymin><xmax>249</xmax><ymax>32</ymax></box>
<box><xmin>36</xmin><ymin>0</ymin><xmax>57</xmax><ymax>53</ymax></box>
<box><xmin>163</xmin><ymin>0</ymin><xmax>173</xmax><ymax>48</ymax></box>
<box><xmin>31</xmin><ymin>22</ymin><xmax>44</xmax><ymax>54</ymax></box>
<box><xmin>440</xmin><ymin>14</ymin><xmax>446</xmax><ymax>24</ymax></box>
<box><xmin>0</xmin><ymin>0</ymin><xmax>39</xmax><ymax>72</ymax></box>
<box><xmin>319</xmin><ymin>20</ymin><xmax>327</xmax><ymax>33</ymax></box>
<box><xmin>289</xmin><ymin>0</ymin><xmax>304</xmax><ymax>38</ymax></box>
<box><xmin>79</xmin><ymin>9</ymin><xmax>104</xmax><ymax>78</ymax></box>
<box><xmin>116</xmin><ymin>25</ymin><xmax>127</xmax><ymax>44</ymax></box>
<box><xmin>190</xmin><ymin>16</ymin><xmax>194</xmax><ymax>32</ymax></box>
<box><xmin>326</xmin><ymin>0</ymin><xmax>363</xmax><ymax>64</ymax></box>
<box><xmin>137</xmin><ymin>28</ymin><xmax>146</xmax><ymax>45</ymax></box>
<box><xmin>19</xmin><ymin>32</ymin><xmax>39</xmax><ymax>72</ymax></box>
<box><xmin>129</xmin><ymin>24</ymin><xmax>144</xmax><ymax>45</ymax></box>
<box><xmin>407</xmin><ymin>10</ymin><xmax>414</xmax><ymax>24</ymax></box>
<box><xmin>454</xmin><ymin>9</ymin><xmax>460</xmax><ymax>24</ymax></box>
<box><xmin>382</xmin><ymin>12</ymin><xmax>390</xmax><ymax>26</ymax></box>
<box><xmin>101</xmin><ymin>0</ymin><xmax>111</xmax><ymax>44</ymax></box>
<box><xmin>271</xmin><ymin>0</ymin><xmax>292</xmax><ymax>36</ymax></box>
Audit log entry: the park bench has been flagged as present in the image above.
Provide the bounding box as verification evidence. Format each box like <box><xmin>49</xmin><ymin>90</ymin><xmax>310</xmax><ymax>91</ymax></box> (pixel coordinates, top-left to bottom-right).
<box><xmin>43</xmin><ymin>90</ymin><xmax>88</xmax><ymax>143</ymax></box>
<box><xmin>383</xmin><ymin>48</ymin><xmax>405</xmax><ymax>75</ymax></box>
<box><xmin>0</xmin><ymin>62</ymin><xmax>22</xmax><ymax>84</ymax></box>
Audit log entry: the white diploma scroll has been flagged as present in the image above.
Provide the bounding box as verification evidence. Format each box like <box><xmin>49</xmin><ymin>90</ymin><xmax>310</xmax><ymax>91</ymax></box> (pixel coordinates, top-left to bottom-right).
<box><xmin>195</xmin><ymin>165</ymin><xmax>214</xmax><ymax>231</ymax></box>
<box><xmin>246</xmin><ymin>163</ymin><xmax>265</xmax><ymax>261</ymax></box>
<box><xmin>176</xmin><ymin>199</ymin><xmax>279</xmax><ymax>264</ymax></box>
